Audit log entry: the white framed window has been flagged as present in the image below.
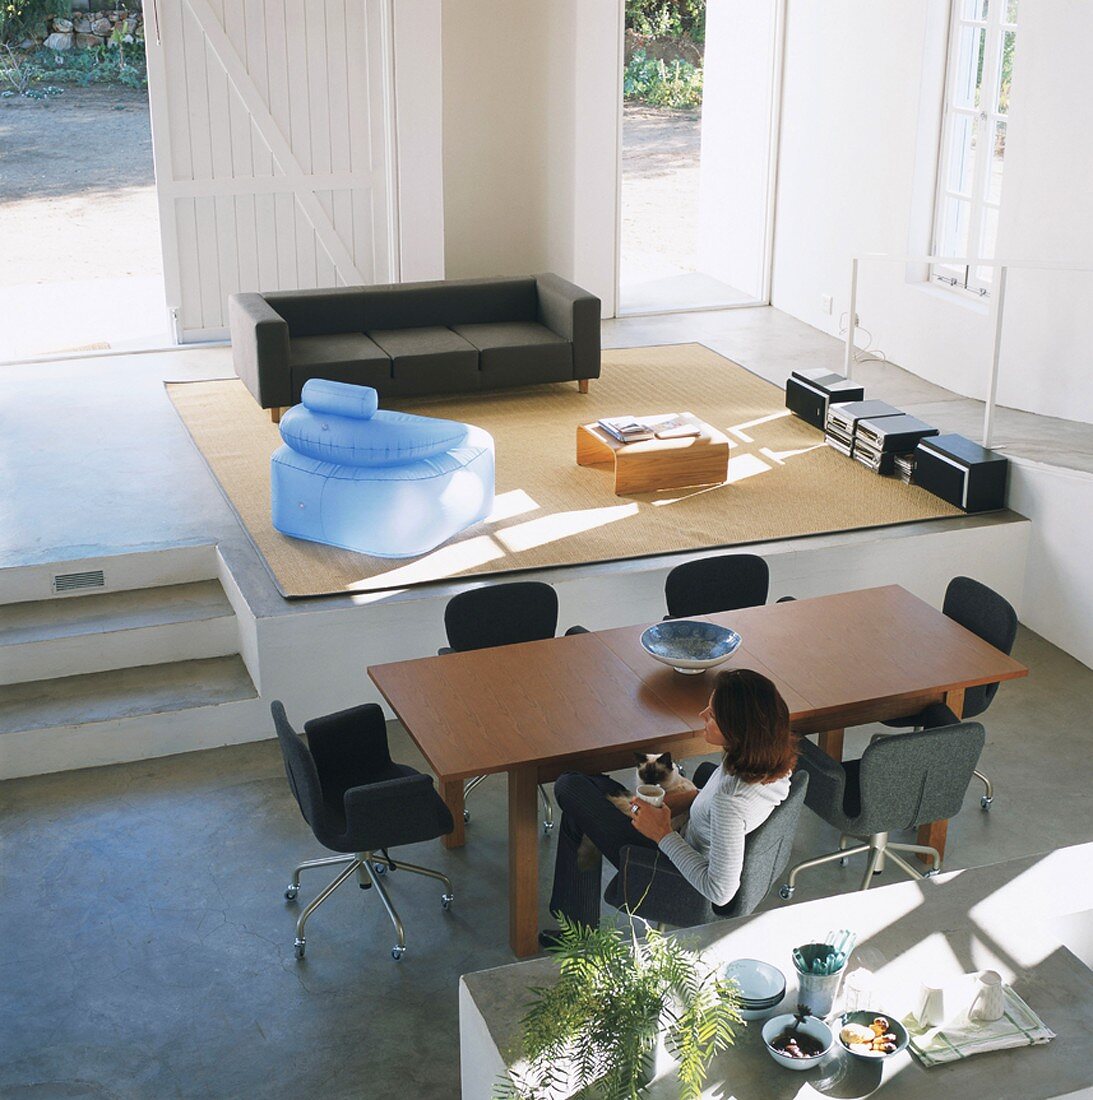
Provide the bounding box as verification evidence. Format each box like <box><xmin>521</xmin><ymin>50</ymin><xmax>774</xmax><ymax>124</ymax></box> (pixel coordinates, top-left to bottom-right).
<box><xmin>932</xmin><ymin>0</ymin><xmax>1018</xmax><ymax>297</ymax></box>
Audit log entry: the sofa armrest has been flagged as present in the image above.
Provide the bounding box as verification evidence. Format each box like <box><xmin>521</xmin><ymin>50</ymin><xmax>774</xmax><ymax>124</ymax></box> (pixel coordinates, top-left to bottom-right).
<box><xmin>535</xmin><ymin>273</ymin><xmax>601</xmax><ymax>381</ymax></box>
<box><xmin>229</xmin><ymin>292</ymin><xmax>292</xmax><ymax>409</ymax></box>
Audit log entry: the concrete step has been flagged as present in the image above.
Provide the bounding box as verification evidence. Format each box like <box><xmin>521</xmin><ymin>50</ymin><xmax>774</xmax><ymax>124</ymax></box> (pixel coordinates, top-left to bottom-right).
<box><xmin>0</xmin><ymin>581</ymin><xmax>238</xmax><ymax>685</ymax></box>
<box><xmin>0</xmin><ymin>654</ymin><xmax>258</xmax><ymax>735</ymax></box>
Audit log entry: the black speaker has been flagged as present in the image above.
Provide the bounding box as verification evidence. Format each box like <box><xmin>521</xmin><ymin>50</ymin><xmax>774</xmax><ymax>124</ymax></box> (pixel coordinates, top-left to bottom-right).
<box><xmin>785</xmin><ymin>369</ymin><xmax>865</xmax><ymax>429</ymax></box>
<box><xmin>914</xmin><ymin>434</ymin><xmax>1009</xmax><ymax>513</ymax></box>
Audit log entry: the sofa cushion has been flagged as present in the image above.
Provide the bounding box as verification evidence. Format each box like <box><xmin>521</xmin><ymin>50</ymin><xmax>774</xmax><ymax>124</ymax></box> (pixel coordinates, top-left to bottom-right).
<box><xmin>367</xmin><ymin>326</ymin><xmax>481</xmax><ymax>396</ymax></box>
<box><xmin>361</xmin><ymin>278</ymin><xmax>537</xmax><ymax>330</ymax></box>
<box><xmin>279</xmin><ymin>407</ymin><xmax>470</xmax><ymax>468</ymax></box>
<box><xmin>288</xmin><ymin>334</ymin><xmax>392</xmax><ymax>403</ymax></box>
<box><xmin>452</xmin><ymin>321</ymin><xmax>573</xmax><ymax>386</ymax></box>
<box><xmin>266</xmin><ymin>287</ymin><xmax>366</xmax><ymax>337</ymax></box>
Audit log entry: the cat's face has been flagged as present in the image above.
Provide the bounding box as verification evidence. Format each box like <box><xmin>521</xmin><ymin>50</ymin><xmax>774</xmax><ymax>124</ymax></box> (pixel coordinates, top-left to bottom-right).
<box><xmin>635</xmin><ymin>752</ymin><xmax>677</xmax><ymax>787</ymax></box>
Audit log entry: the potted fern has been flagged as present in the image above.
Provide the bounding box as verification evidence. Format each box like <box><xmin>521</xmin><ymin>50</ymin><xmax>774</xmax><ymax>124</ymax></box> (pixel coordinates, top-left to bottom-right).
<box><xmin>495</xmin><ymin>917</ymin><xmax>741</xmax><ymax>1099</ymax></box>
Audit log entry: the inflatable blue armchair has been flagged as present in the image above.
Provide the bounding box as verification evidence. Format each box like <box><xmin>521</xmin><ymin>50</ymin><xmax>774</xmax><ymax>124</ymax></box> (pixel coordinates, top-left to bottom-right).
<box><xmin>271</xmin><ymin>379</ymin><xmax>495</xmax><ymax>558</ymax></box>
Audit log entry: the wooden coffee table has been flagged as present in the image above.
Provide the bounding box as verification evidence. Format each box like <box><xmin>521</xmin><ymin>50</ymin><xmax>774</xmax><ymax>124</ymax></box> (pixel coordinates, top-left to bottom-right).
<box><xmin>576</xmin><ymin>414</ymin><xmax>729</xmax><ymax>495</ymax></box>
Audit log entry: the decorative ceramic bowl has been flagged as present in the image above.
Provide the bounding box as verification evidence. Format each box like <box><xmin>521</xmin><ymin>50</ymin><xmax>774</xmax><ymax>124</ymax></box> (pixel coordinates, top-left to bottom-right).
<box><xmin>639</xmin><ymin>620</ymin><xmax>742</xmax><ymax>675</ymax></box>
<box><xmin>722</xmin><ymin>958</ymin><xmax>786</xmax><ymax>1019</ymax></box>
<box><xmin>836</xmin><ymin>1011</ymin><xmax>909</xmax><ymax>1061</ymax></box>
<box><xmin>762</xmin><ymin>1013</ymin><xmax>834</xmax><ymax>1071</ymax></box>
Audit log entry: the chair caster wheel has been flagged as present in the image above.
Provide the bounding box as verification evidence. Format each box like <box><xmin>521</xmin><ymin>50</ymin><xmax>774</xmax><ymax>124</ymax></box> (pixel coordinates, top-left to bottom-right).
<box><xmin>463</xmin><ymin>810</ymin><xmax>471</xmax><ymax>823</ymax></box>
<box><xmin>839</xmin><ymin>857</ymin><xmax>848</xmax><ymax>868</ymax></box>
<box><xmin>294</xmin><ymin>938</ymin><xmax>306</xmax><ymax>959</ymax></box>
<box><xmin>371</xmin><ymin>862</ymin><xmax>387</xmax><ymax>875</ymax></box>
<box><xmin>284</xmin><ymin>885</ymin><xmax>299</xmax><ymax>901</ymax></box>
<box><xmin>542</xmin><ymin>821</ymin><xmax>554</xmax><ymax>836</ymax></box>
<box><xmin>441</xmin><ymin>893</ymin><xmax>454</xmax><ymax>911</ymax></box>
<box><xmin>779</xmin><ymin>885</ymin><xmax>794</xmax><ymax>901</ymax></box>
<box><xmin>391</xmin><ymin>946</ymin><xmax>405</xmax><ymax>960</ymax></box>
<box><xmin>980</xmin><ymin>795</ymin><xmax>993</xmax><ymax>811</ymax></box>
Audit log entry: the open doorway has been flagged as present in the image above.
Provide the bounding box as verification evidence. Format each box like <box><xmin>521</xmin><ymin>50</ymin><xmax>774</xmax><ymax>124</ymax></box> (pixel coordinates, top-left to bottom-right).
<box><xmin>617</xmin><ymin>0</ymin><xmax>779</xmax><ymax>316</ymax></box>
<box><xmin>0</xmin><ymin>3</ymin><xmax>169</xmax><ymax>360</ymax></box>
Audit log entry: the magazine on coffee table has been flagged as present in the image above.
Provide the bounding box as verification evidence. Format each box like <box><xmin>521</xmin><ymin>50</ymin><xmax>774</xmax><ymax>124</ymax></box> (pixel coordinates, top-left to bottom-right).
<box><xmin>597</xmin><ymin>413</ymin><xmax>702</xmax><ymax>444</ymax></box>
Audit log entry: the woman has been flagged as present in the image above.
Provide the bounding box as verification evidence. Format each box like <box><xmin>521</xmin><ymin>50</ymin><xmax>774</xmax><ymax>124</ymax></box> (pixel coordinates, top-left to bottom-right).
<box><xmin>541</xmin><ymin>668</ymin><xmax>797</xmax><ymax>947</ymax></box>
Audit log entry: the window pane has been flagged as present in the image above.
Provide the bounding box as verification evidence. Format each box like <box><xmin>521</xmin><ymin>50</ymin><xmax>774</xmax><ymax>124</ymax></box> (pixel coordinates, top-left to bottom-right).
<box><xmin>988</xmin><ymin>121</ymin><xmax>1006</xmax><ymax>204</ymax></box>
<box><xmin>947</xmin><ymin>114</ymin><xmax>977</xmax><ymax>195</ymax></box>
<box><xmin>938</xmin><ymin>196</ymin><xmax>971</xmax><ymax>259</ymax></box>
<box><xmin>975</xmin><ymin>207</ymin><xmax>999</xmax><ymax>286</ymax></box>
<box><xmin>960</xmin><ymin>0</ymin><xmax>989</xmax><ymax>20</ymax></box>
<box><xmin>998</xmin><ymin>30</ymin><xmax>1016</xmax><ymax>112</ymax></box>
<box><xmin>1005</xmin><ymin>0</ymin><xmax>1018</xmax><ymax>24</ymax></box>
<box><xmin>953</xmin><ymin>25</ymin><xmax>986</xmax><ymax>109</ymax></box>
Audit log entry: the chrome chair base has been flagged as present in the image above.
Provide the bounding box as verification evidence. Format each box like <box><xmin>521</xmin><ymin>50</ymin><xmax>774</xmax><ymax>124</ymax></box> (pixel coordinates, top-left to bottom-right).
<box><xmin>463</xmin><ymin>775</ymin><xmax>554</xmax><ymax>834</ymax></box>
<box><xmin>779</xmin><ymin>830</ymin><xmax>940</xmax><ymax>899</ymax></box>
<box><xmin>285</xmin><ymin>850</ymin><xmax>453</xmax><ymax>961</ymax></box>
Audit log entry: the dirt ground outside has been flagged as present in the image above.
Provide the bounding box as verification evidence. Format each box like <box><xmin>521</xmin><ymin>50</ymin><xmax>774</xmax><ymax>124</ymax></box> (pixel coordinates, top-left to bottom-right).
<box><xmin>0</xmin><ymin>84</ymin><xmax>160</xmax><ymax>286</ymax></box>
<box><xmin>621</xmin><ymin>102</ymin><xmax>702</xmax><ymax>269</ymax></box>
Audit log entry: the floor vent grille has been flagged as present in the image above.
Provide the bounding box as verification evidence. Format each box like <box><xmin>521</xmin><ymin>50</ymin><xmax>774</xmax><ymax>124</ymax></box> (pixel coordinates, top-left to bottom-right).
<box><xmin>53</xmin><ymin>569</ymin><xmax>106</xmax><ymax>593</ymax></box>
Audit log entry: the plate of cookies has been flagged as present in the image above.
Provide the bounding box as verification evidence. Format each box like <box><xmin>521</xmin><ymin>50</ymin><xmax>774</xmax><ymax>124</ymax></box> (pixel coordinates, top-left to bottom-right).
<box><xmin>837</xmin><ymin>1011</ymin><xmax>909</xmax><ymax>1060</ymax></box>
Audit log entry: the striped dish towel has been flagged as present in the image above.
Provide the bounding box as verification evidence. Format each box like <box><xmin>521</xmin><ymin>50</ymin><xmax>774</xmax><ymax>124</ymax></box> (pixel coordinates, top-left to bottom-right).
<box><xmin>905</xmin><ymin>985</ymin><xmax>1055</xmax><ymax>1067</ymax></box>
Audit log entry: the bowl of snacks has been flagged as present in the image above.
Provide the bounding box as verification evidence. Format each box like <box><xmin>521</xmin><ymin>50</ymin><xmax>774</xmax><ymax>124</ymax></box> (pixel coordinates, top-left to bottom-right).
<box><xmin>640</xmin><ymin>620</ymin><xmax>742</xmax><ymax>675</ymax></box>
<box><xmin>761</xmin><ymin>1009</ymin><xmax>834</xmax><ymax>1071</ymax></box>
<box><xmin>837</xmin><ymin>1011</ymin><xmax>909</xmax><ymax>1060</ymax></box>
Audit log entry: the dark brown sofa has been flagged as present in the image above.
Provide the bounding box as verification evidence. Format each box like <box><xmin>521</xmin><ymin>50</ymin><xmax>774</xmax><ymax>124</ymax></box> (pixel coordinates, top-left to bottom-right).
<box><xmin>228</xmin><ymin>274</ymin><xmax>601</xmax><ymax>421</ymax></box>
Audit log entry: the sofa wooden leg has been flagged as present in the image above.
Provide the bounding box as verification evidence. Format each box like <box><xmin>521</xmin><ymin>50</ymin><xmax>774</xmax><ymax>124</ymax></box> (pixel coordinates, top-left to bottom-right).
<box><xmin>578</xmin><ymin>379</ymin><xmax>590</xmax><ymax>394</ymax></box>
<box><xmin>270</xmin><ymin>406</ymin><xmax>283</xmax><ymax>424</ymax></box>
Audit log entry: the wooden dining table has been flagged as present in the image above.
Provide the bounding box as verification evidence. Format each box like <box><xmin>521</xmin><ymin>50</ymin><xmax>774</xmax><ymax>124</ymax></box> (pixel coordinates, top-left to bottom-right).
<box><xmin>367</xmin><ymin>585</ymin><xmax>1028</xmax><ymax>958</ymax></box>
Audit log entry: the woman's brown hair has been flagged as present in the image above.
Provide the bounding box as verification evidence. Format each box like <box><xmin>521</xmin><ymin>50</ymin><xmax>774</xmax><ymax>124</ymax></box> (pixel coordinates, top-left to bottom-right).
<box><xmin>711</xmin><ymin>668</ymin><xmax>797</xmax><ymax>783</ymax></box>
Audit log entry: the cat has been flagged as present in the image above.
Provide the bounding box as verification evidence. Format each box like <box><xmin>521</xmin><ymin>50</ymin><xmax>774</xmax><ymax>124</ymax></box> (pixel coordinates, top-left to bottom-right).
<box><xmin>575</xmin><ymin>752</ymin><xmax>697</xmax><ymax>871</ymax></box>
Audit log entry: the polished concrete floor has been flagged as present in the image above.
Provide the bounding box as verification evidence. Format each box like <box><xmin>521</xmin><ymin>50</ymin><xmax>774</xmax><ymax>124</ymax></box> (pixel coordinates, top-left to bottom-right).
<box><xmin>3</xmin><ymin>624</ymin><xmax>1092</xmax><ymax>1099</ymax></box>
<box><xmin>4</xmin><ymin>307</ymin><xmax>1093</xmax><ymax>1098</ymax></box>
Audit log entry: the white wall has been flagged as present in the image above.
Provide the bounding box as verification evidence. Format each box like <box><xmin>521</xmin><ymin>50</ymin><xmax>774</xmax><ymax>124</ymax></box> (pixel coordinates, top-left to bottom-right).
<box><xmin>1006</xmin><ymin>460</ymin><xmax>1093</xmax><ymax>669</ymax></box>
<box><xmin>772</xmin><ymin>0</ymin><xmax>1093</xmax><ymax>425</ymax></box>
<box><xmin>393</xmin><ymin>0</ymin><xmax>446</xmax><ymax>281</ymax></box>
<box><xmin>697</xmin><ymin>0</ymin><xmax>779</xmax><ymax>299</ymax></box>
<box><xmin>441</xmin><ymin>0</ymin><xmax>620</xmax><ymax>313</ymax></box>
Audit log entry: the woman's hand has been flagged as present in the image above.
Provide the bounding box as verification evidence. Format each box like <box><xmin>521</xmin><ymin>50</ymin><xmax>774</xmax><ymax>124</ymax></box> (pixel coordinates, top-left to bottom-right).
<box><xmin>630</xmin><ymin>799</ymin><xmax>673</xmax><ymax>843</ymax></box>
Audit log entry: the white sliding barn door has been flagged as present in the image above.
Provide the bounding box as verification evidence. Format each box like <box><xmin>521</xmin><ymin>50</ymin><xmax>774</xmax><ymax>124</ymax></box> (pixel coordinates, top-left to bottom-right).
<box><xmin>145</xmin><ymin>0</ymin><xmax>398</xmax><ymax>342</ymax></box>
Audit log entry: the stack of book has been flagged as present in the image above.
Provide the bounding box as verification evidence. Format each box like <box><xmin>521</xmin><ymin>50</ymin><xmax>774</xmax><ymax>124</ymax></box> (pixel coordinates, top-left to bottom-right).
<box><xmin>597</xmin><ymin>414</ymin><xmax>701</xmax><ymax>444</ymax></box>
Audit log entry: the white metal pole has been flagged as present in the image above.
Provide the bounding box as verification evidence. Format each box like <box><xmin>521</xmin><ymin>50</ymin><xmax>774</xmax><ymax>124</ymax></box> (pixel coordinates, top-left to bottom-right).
<box><xmin>844</xmin><ymin>257</ymin><xmax>859</xmax><ymax>378</ymax></box>
<box><xmin>983</xmin><ymin>265</ymin><xmax>1008</xmax><ymax>448</ymax></box>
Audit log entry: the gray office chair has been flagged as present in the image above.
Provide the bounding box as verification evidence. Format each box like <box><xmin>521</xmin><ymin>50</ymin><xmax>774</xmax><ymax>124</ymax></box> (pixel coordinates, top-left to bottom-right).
<box><xmin>781</xmin><ymin>722</ymin><xmax>986</xmax><ymax>898</ymax></box>
<box><xmin>603</xmin><ymin>766</ymin><xmax>809</xmax><ymax>928</ymax></box>
<box><xmin>879</xmin><ymin>576</ymin><xmax>1017</xmax><ymax>810</ymax></box>
<box><xmin>273</xmin><ymin>701</ymin><xmax>455</xmax><ymax>961</ymax></box>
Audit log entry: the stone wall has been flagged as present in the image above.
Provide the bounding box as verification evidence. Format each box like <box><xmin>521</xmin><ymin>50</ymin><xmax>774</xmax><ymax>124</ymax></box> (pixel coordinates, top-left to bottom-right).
<box><xmin>37</xmin><ymin>7</ymin><xmax>144</xmax><ymax>52</ymax></box>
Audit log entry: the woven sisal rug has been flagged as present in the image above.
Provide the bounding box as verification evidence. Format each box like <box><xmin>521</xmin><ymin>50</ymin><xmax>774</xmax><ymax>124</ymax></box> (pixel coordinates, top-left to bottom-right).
<box><xmin>166</xmin><ymin>343</ymin><xmax>960</xmax><ymax>597</ymax></box>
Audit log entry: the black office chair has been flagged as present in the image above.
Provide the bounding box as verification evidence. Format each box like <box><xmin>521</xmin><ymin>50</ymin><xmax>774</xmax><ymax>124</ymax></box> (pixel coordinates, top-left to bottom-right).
<box><xmin>439</xmin><ymin>581</ymin><xmax>587</xmax><ymax>833</ymax></box>
<box><xmin>781</xmin><ymin>722</ymin><xmax>986</xmax><ymax>898</ymax></box>
<box><xmin>273</xmin><ymin>701</ymin><xmax>454</xmax><ymax>961</ymax></box>
<box><xmin>664</xmin><ymin>553</ymin><xmax>771</xmax><ymax>618</ymax></box>
<box><xmin>603</xmin><ymin>766</ymin><xmax>809</xmax><ymax>928</ymax></box>
<box><xmin>879</xmin><ymin>577</ymin><xmax>1017</xmax><ymax>810</ymax></box>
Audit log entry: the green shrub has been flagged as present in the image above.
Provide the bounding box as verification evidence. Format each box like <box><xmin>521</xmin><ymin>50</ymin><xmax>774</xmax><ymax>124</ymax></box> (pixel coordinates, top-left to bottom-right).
<box><xmin>22</xmin><ymin>38</ymin><xmax>147</xmax><ymax>89</ymax></box>
<box><xmin>1</xmin><ymin>0</ymin><xmax>66</xmax><ymax>44</ymax></box>
<box><xmin>624</xmin><ymin>49</ymin><xmax>703</xmax><ymax>110</ymax></box>
<box><xmin>626</xmin><ymin>0</ymin><xmax>705</xmax><ymax>45</ymax></box>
